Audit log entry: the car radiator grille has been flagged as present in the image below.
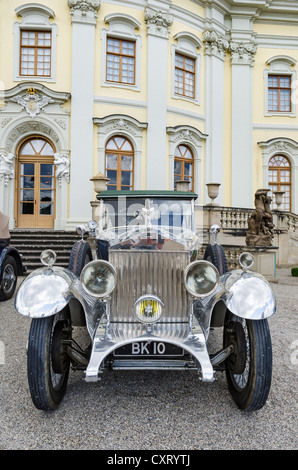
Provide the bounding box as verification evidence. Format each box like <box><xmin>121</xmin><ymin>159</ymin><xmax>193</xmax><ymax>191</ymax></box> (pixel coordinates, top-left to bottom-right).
<box><xmin>109</xmin><ymin>250</ymin><xmax>191</xmax><ymax>323</ymax></box>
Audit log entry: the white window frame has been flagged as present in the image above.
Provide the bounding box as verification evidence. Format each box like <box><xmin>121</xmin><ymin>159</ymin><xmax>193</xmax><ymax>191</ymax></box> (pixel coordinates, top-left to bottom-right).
<box><xmin>101</xmin><ymin>13</ymin><xmax>142</xmax><ymax>92</ymax></box>
<box><xmin>171</xmin><ymin>32</ymin><xmax>202</xmax><ymax>105</ymax></box>
<box><xmin>13</xmin><ymin>4</ymin><xmax>57</xmax><ymax>83</ymax></box>
<box><xmin>264</xmin><ymin>55</ymin><xmax>297</xmax><ymax>117</ymax></box>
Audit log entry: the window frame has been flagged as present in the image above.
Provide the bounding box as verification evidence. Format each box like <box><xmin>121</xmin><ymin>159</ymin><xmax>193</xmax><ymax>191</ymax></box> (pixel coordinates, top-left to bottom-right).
<box><xmin>105</xmin><ymin>136</ymin><xmax>134</xmax><ymax>191</ymax></box>
<box><xmin>264</xmin><ymin>56</ymin><xmax>296</xmax><ymax>117</ymax></box>
<box><xmin>267</xmin><ymin>74</ymin><xmax>291</xmax><ymax>113</ymax></box>
<box><xmin>20</xmin><ymin>30</ymin><xmax>52</xmax><ymax>78</ymax></box>
<box><xmin>106</xmin><ymin>37</ymin><xmax>136</xmax><ymax>86</ymax></box>
<box><xmin>174</xmin><ymin>53</ymin><xmax>196</xmax><ymax>100</ymax></box>
<box><xmin>174</xmin><ymin>144</ymin><xmax>194</xmax><ymax>192</ymax></box>
<box><xmin>268</xmin><ymin>154</ymin><xmax>291</xmax><ymax>211</ymax></box>
<box><xmin>171</xmin><ymin>32</ymin><xmax>202</xmax><ymax>105</ymax></box>
<box><xmin>101</xmin><ymin>13</ymin><xmax>141</xmax><ymax>91</ymax></box>
<box><xmin>13</xmin><ymin>5</ymin><xmax>57</xmax><ymax>83</ymax></box>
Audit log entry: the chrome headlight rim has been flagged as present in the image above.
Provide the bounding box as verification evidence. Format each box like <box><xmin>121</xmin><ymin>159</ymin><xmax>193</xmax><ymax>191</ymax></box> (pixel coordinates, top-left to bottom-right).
<box><xmin>184</xmin><ymin>260</ymin><xmax>220</xmax><ymax>298</ymax></box>
<box><xmin>40</xmin><ymin>249</ymin><xmax>57</xmax><ymax>267</ymax></box>
<box><xmin>239</xmin><ymin>252</ymin><xmax>255</xmax><ymax>271</ymax></box>
<box><xmin>80</xmin><ymin>259</ymin><xmax>117</xmax><ymax>298</ymax></box>
<box><xmin>133</xmin><ymin>294</ymin><xmax>165</xmax><ymax>324</ymax></box>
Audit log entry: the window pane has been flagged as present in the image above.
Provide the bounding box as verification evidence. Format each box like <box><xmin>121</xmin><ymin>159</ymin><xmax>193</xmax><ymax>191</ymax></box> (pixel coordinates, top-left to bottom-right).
<box><xmin>21</xmin><ymin>203</ymin><xmax>34</xmax><ymax>215</ymax></box>
<box><xmin>40</xmin><ymin>164</ymin><xmax>54</xmax><ymax>176</ymax></box>
<box><xmin>121</xmin><ymin>171</ymin><xmax>132</xmax><ymax>186</ymax></box>
<box><xmin>106</xmin><ymin>154</ymin><xmax>117</xmax><ymax>169</ymax></box>
<box><xmin>21</xmin><ymin>163</ymin><xmax>34</xmax><ymax>175</ymax></box>
<box><xmin>40</xmin><ymin>203</ymin><xmax>53</xmax><ymax>215</ymax></box>
<box><xmin>106</xmin><ymin>170</ymin><xmax>117</xmax><ymax>185</ymax></box>
<box><xmin>121</xmin><ymin>155</ymin><xmax>132</xmax><ymax>170</ymax></box>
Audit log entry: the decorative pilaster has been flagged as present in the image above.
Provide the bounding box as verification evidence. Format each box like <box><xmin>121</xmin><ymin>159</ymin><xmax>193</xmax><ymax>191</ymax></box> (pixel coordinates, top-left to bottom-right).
<box><xmin>203</xmin><ymin>29</ymin><xmax>228</xmax><ymax>204</ymax></box>
<box><xmin>230</xmin><ymin>40</ymin><xmax>257</xmax><ymax>207</ymax></box>
<box><xmin>67</xmin><ymin>0</ymin><xmax>100</xmax><ymax>228</ymax></box>
<box><xmin>144</xmin><ymin>7</ymin><xmax>173</xmax><ymax>38</ymax></box>
<box><xmin>68</xmin><ymin>0</ymin><xmax>100</xmax><ymax>25</ymax></box>
<box><xmin>145</xmin><ymin>6</ymin><xmax>173</xmax><ymax>189</ymax></box>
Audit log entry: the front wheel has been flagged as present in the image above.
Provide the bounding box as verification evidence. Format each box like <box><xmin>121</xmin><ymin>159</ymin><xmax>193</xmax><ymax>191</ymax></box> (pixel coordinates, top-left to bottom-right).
<box><xmin>224</xmin><ymin>310</ymin><xmax>272</xmax><ymax>412</ymax></box>
<box><xmin>0</xmin><ymin>256</ymin><xmax>17</xmax><ymax>301</ymax></box>
<box><xmin>27</xmin><ymin>308</ymin><xmax>71</xmax><ymax>411</ymax></box>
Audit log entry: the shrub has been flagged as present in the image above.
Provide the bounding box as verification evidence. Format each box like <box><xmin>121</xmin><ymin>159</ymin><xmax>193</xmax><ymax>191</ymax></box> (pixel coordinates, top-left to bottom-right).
<box><xmin>291</xmin><ymin>267</ymin><xmax>298</xmax><ymax>277</ymax></box>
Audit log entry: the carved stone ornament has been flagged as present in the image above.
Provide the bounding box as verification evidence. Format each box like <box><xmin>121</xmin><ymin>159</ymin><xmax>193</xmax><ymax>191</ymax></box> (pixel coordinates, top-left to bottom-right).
<box><xmin>10</xmin><ymin>91</ymin><xmax>54</xmax><ymax>119</ymax></box>
<box><xmin>144</xmin><ymin>7</ymin><xmax>173</xmax><ymax>38</ymax></box>
<box><xmin>0</xmin><ymin>153</ymin><xmax>15</xmax><ymax>186</ymax></box>
<box><xmin>54</xmin><ymin>153</ymin><xmax>70</xmax><ymax>185</ymax></box>
<box><xmin>68</xmin><ymin>0</ymin><xmax>101</xmax><ymax>24</ymax></box>
<box><xmin>246</xmin><ymin>189</ymin><xmax>275</xmax><ymax>247</ymax></box>
<box><xmin>229</xmin><ymin>41</ymin><xmax>257</xmax><ymax>66</ymax></box>
<box><xmin>203</xmin><ymin>29</ymin><xmax>229</xmax><ymax>60</ymax></box>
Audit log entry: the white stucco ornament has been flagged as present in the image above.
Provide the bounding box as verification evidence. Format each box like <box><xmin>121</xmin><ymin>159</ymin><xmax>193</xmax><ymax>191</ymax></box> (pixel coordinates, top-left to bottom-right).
<box><xmin>54</xmin><ymin>153</ymin><xmax>70</xmax><ymax>185</ymax></box>
<box><xmin>0</xmin><ymin>153</ymin><xmax>15</xmax><ymax>186</ymax></box>
<box><xmin>68</xmin><ymin>0</ymin><xmax>101</xmax><ymax>23</ymax></box>
<box><xmin>10</xmin><ymin>90</ymin><xmax>54</xmax><ymax>118</ymax></box>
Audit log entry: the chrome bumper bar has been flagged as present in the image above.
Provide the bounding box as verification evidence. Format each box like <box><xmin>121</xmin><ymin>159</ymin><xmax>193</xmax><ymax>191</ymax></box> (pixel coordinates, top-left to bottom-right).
<box><xmin>84</xmin><ymin>314</ymin><xmax>214</xmax><ymax>383</ymax></box>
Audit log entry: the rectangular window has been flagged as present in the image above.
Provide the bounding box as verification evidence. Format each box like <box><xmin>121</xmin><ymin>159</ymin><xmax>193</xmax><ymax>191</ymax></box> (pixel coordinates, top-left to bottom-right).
<box><xmin>268</xmin><ymin>75</ymin><xmax>291</xmax><ymax>112</ymax></box>
<box><xmin>175</xmin><ymin>53</ymin><xmax>195</xmax><ymax>99</ymax></box>
<box><xmin>20</xmin><ymin>30</ymin><xmax>51</xmax><ymax>77</ymax></box>
<box><xmin>106</xmin><ymin>37</ymin><xmax>135</xmax><ymax>85</ymax></box>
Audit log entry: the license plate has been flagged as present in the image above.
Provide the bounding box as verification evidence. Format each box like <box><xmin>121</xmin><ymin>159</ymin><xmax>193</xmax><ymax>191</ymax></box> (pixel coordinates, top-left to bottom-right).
<box><xmin>114</xmin><ymin>341</ymin><xmax>184</xmax><ymax>357</ymax></box>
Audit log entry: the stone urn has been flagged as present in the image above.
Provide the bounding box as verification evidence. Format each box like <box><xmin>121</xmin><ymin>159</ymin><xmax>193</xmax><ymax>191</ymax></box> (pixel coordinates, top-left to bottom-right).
<box><xmin>176</xmin><ymin>180</ymin><xmax>190</xmax><ymax>191</ymax></box>
<box><xmin>206</xmin><ymin>183</ymin><xmax>220</xmax><ymax>205</ymax></box>
<box><xmin>273</xmin><ymin>190</ymin><xmax>285</xmax><ymax>209</ymax></box>
<box><xmin>90</xmin><ymin>172</ymin><xmax>110</xmax><ymax>194</ymax></box>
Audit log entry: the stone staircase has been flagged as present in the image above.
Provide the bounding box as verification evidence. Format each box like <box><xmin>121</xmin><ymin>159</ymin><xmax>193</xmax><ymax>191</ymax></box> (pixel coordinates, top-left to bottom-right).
<box><xmin>9</xmin><ymin>230</ymin><xmax>84</xmax><ymax>273</ymax></box>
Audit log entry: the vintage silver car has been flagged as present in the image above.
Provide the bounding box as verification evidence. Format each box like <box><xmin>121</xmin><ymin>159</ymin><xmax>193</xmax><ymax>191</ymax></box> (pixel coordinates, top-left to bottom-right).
<box><xmin>15</xmin><ymin>190</ymin><xmax>276</xmax><ymax>412</ymax></box>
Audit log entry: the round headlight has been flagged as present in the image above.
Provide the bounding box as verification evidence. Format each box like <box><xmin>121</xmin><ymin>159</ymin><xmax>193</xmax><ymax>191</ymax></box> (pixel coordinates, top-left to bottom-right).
<box><xmin>184</xmin><ymin>260</ymin><xmax>219</xmax><ymax>298</ymax></box>
<box><xmin>239</xmin><ymin>252</ymin><xmax>254</xmax><ymax>270</ymax></box>
<box><xmin>133</xmin><ymin>295</ymin><xmax>164</xmax><ymax>324</ymax></box>
<box><xmin>80</xmin><ymin>260</ymin><xmax>116</xmax><ymax>298</ymax></box>
<box><xmin>40</xmin><ymin>249</ymin><xmax>57</xmax><ymax>267</ymax></box>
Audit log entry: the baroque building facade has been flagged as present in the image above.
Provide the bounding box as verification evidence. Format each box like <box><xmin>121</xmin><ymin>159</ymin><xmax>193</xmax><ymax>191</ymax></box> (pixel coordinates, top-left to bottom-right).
<box><xmin>0</xmin><ymin>0</ymin><xmax>298</xmax><ymax>230</ymax></box>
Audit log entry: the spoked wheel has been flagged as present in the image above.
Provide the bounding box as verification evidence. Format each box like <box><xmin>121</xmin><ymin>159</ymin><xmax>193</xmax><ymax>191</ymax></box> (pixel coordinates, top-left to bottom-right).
<box><xmin>0</xmin><ymin>256</ymin><xmax>17</xmax><ymax>301</ymax></box>
<box><xmin>224</xmin><ymin>310</ymin><xmax>272</xmax><ymax>412</ymax></box>
<box><xmin>204</xmin><ymin>244</ymin><xmax>229</xmax><ymax>275</ymax></box>
<box><xmin>27</xmin><ymin>308</ymin><xmax>71</xmax><ymax>411</ymax></box>
<box><xmin>68</xmin><ymin>240</ymin><xmax>92</xmax><ymax>277</ymax></box>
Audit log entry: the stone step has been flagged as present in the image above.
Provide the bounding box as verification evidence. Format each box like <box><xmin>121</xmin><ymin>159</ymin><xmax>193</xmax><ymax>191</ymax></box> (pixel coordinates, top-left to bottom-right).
<box><xmin>9</xmin><ymin>230</ymin><xmax>85</xmax><ymax>273</ymax></box>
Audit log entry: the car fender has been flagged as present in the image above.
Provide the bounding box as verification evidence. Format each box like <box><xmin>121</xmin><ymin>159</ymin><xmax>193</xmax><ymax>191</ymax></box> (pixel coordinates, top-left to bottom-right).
<box><xmin>15</xmin><ymin>266</ymin><xmax>77</xmax><ymax>318</ymax></box>
<box><xmin>0</xmin><ymin>246</ymin><xmax>25</xmax><ymax>277</ymax></box>
<box><xmin>222</xmin><ymin>270</ymin><xmax>276</xmax><ymax>320</ymax></box>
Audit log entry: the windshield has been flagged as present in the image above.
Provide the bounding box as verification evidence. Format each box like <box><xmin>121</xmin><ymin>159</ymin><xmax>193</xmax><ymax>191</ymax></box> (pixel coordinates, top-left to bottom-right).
<box><xmin>95</xmin><ymin>197</ymin><xmax>198</xmax><ymax>250</ymax></box>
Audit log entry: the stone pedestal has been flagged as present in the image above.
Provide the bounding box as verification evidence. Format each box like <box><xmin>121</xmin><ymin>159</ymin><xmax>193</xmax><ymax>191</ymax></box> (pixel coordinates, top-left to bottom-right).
<box><xmin>241</xmin><ymin>246</ymin><xmax>278</xmax><ymax>282</ymax></box>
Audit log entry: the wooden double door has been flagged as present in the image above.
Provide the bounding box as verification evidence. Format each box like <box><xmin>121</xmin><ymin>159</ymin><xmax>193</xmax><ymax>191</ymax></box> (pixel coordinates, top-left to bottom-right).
<box><xmin>16</xmin><ymin>138</ymin><xmax>56</xmax><ymax>229</ymax></box>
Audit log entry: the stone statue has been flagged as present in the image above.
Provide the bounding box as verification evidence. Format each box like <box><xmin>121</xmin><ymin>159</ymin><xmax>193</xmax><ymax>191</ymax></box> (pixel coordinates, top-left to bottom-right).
<box><xmin>246</xmin><ymin>189</ymin><xmax>275</xmax><ymax>247</ymax></box>
<box><xmin>54</xmin><ymin>153</ymin><xmax>70</xmax><ymax>185</ymax></box>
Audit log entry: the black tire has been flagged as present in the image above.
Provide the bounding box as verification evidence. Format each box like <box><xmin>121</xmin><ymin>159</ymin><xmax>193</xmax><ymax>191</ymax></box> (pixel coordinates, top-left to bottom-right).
<box><xmin>68</xmin><ymin>240</ymin><xmax>92</xmax><ymax>277</ymax></box>
<box><xmin>27</xmin><ymin>309</ymin><xmax>71</xmax><ymax>411</ymax></box>
<box><xmin>224</xmin><ymin>310</ymin><xmax>272</xmax><ymax>412</ymax></box>
<box><xmin>0</xmin><ymin>256</ymin><xmax>17</xmax><ymax>301</ymax></box>
<box><xmin>204</xmin><ymin>244</ymin><xmax>229</xmax><ymax>275</ymax></box>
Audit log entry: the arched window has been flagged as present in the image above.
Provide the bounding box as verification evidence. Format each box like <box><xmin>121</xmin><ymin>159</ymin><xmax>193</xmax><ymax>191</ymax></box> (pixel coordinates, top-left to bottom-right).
<box><xmin>174</xmin><ymin>144</ymin><xmax>194</xmax><ymax>191</ymax></box>
<box><xmin>105</xmin><ymin>136</ymin><xmax>134</xmax><ymax>190</ymax></box>
<box><xmin>268</xmin><ymin>155</ymin><xmax>291</xmax><ymax>211</ymax></box>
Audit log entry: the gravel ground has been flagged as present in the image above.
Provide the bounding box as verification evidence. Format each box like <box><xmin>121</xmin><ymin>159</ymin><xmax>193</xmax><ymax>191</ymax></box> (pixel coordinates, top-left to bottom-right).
<box><xmin>0</xmin><ymin>268</ymin><xmax>297</xmax><ymax>451</ymax></box>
